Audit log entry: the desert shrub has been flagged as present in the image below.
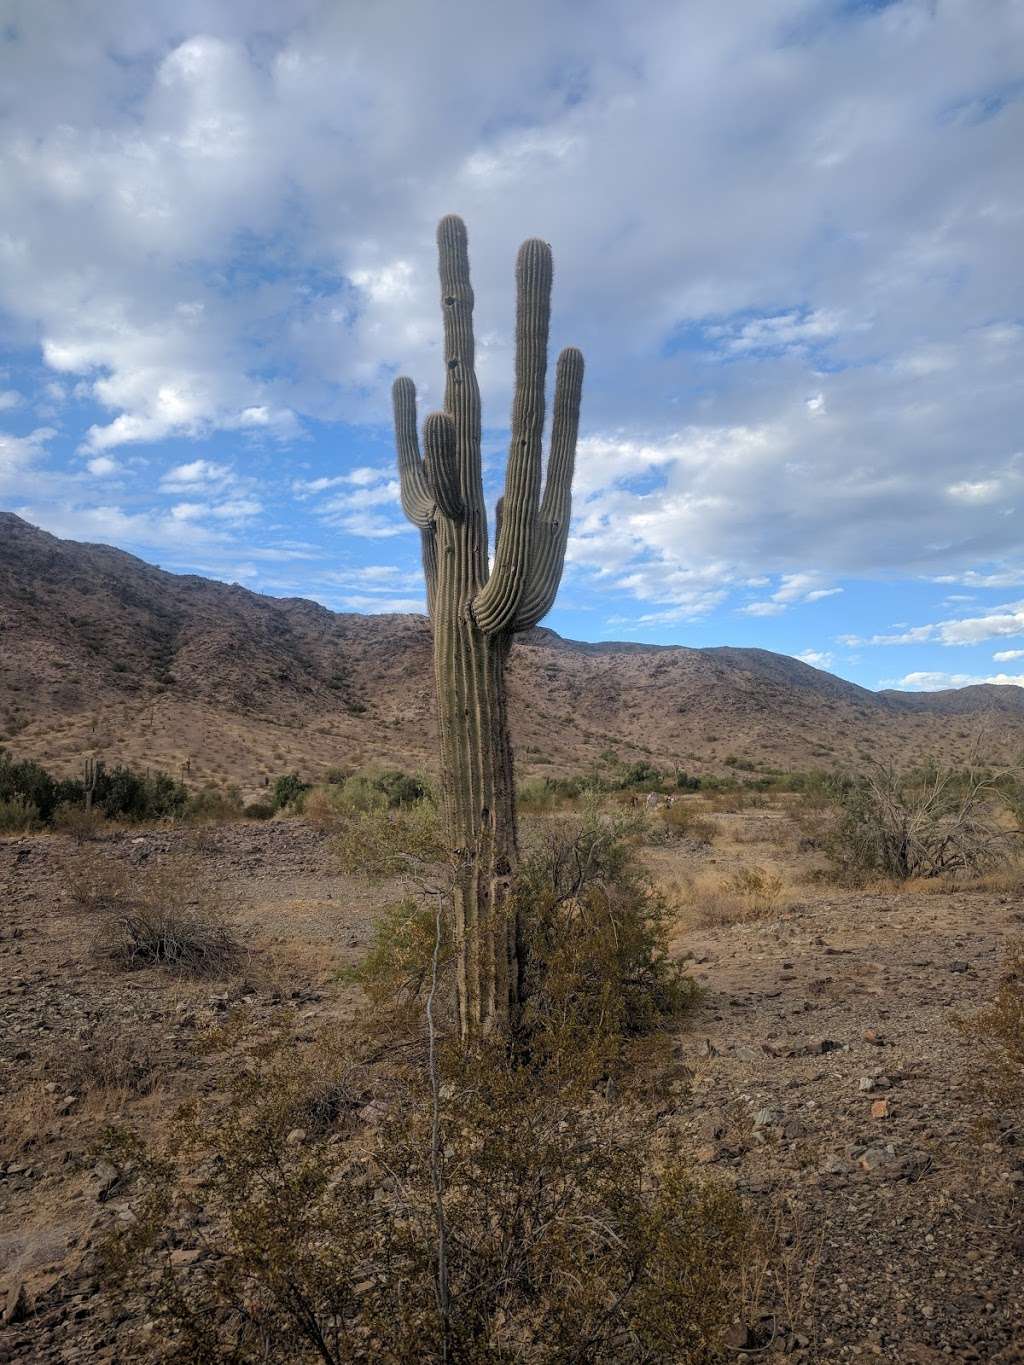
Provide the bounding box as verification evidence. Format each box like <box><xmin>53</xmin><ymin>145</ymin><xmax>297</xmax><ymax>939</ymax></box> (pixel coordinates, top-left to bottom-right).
<box><xmin>676</xmin><ymin>769</ymin><xmax>702</xmax><ymax>791</ymax></box>
<box><xmin>341</xmin><ymin>896</ymin><xmax>443</xmax><ymax>1008</ymax></box>
<box><xmin>95</xmin><ymin>785</ymin><xmax>773</xmax><ymax>1363</ymax></box>
<box><xmin>272</xmin><ymin>772</ymin><xmax>311</xmax><ymax>812</ymax></box>
<box><xmin>959</xmin><ymin>940</ymin><xmax>1024</xmax><ymax>1140</ymax></box>
<box><xmin>659</xmin><ymin>800</ymin><xmax>718</xmax><ymax>843</ymax></box>
<box><xmin>95</xmin><ymin>793</ymin><xmax>770</xmax><ymax>1364</ymax></box>
<box><xmin>324</xmin><ymin>766</ymin><xmax>349</xmax><ymax>785</ymax></box>
<box><xmin>0</xmin><ymin>749</ymin><xmax>81</xmax><ymax>822</ymax></box>
<box><xmin>677</xmin><ymin>866</ymin><xmax>788</xmax><ymax>928</ymax></box>
<box><xmin>97</xmin><ymin>764</ymin><xmax>188</xmax><ymax>821</ymax></box>
<box><xmin>514</xmin><ymin>806</ymin><xmax>698</xmax><ymax>1064</ymax></box>
<box><xmin>0</xmin><ymin>794</ymin><xmax>42</xmax><ymax>832</ymax></box>
<box><xmin>334</xmin><ymin>800</ymin><xmax>446</xmax><ymax>879</ymax></box>
<box><xmin>60</xmin><ymin>1022</ymin><xmax>158</xmax><ymax>1098</ymax></box>
<box><xmin>102</xmin><ymin>1008</ymin><xmax>750</xmax><ymax>1365</ymax></box>
<box><xmin>72</xmin><ymin>855</ymin><xmax>243</xmax><ymax>976</ymax></box>
<box><xmin>823</xmin><ymin>761</ymin><xmax>1018</xmax><ymax>882</ymax></box>
<box><xmin>243</xmin><ymin>800</ymin><xmax>275</xmax><ymax>820</ymax></box>
<box><xmin>517</xmin><ymin>776</ymin><xmax>558</xmax><ymax>812</ymax></box>
<box><xmin>0</xmin><ymin>750</ymin><xmax>187</xmax><ymax>825</ymax></box>
<box><xmin>52</xmin><ymin>801</ymin><xmax>106</xmax><ymax>841</ymax></box>
<box><xmin>376</xmin><ymin>769</ymin><xmax>428</xmax><ymax>807</ymax></box>
<box><xmin>184</xmin><ymin>783</ymin><xmax>244</xmax><ymax>822</ymax></box>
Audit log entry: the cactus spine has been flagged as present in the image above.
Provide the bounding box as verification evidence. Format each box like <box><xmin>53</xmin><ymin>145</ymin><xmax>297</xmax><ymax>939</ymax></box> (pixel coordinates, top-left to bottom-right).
<box><xmin>394</xmin><ymin>216</ymin><xmax>583</xmax><ymax>1040</ymax></box>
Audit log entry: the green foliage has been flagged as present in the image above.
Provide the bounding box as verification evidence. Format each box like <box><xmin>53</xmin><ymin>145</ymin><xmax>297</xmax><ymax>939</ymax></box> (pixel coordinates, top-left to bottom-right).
<box><xmin>340</xmin><ymin>896</ymin><xmax>443</xmax><ymax>1007</ymax></box>
<box><xmin>0</xmin><ymin>794</ymin><xmax>42</xmax><ymax>833</ymax></box>
<box><xmin>97</xmin><ymin>764</ymin><xmax>188</xmax><ymax>821</ymax></box>
<box><xmin>515</xmin><ymin>805</ymin><xmax>699</xmax><ymax>1068</ymax></box>
<box><xmin>676</xmin><ymin>769</ymin><xmax>702</xmax><ymax>791</ymax></box>
<box><xmin>0</xmin><ymin>749</ymin><xmax>81</xmax><ymax>822</ymax></box>
<box><xmin>334</xmin><ymin>800</ymin><xmax>446</xmax><ymax>880</ymax></box>
<box><xmin>185</xmin><ymin>784</ymin><xmax>244</xmax><ymax>822</ymax></box>
<box><xmin>272</xmin><ymin>772</ymin><xmax>311</xmax><ymax>812</ymax></box>
<box><xmin>0</xmin><ymin>750</ymin><xmax>186</xmax><ymax>826</ymax></box>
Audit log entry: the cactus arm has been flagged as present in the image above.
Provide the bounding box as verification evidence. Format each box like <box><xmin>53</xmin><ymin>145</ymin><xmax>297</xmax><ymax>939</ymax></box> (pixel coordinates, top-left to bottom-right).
<box><xmin>513</xmin><ymin>346</ymin><xmax>584</xmax><ymax>631</ymax></box>
<box><xmin>437</xmin><ymin>215</ymin><xmax>485</xmax><ymax>531</ymax></box>
<box><xmin>423</xmin><ymin>411</ymin><xmax>462</xmax><ymax>521</ymax></box>
<box><xmin>393</xmin><ymin>376</ymin><xmax>436</xmax><ymax>529</ymax></box>
<box><xmin>420</xmin><ymin>525</ymin><xmax>438</xmax><ymax>619</ymax></box>
<box><xmin>472</xmin><ymin>238</ymin><xmax>552</xmax><ymax>635</ymax></box>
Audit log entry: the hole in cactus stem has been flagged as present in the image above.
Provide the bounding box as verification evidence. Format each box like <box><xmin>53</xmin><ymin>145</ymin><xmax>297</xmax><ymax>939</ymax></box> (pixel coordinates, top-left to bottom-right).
<box><xmin>480</xmin><ymin>807</ymin><xmax>490</xmax><ymax>825</ymax></box>
<box><xmin>447</xmin><ymin>359</ymin><xmax>459</xmax><ymax>370</ymax></box>
<box><xmin>444</xmin><ymin>296</ymin><xmax>455</xmax><ymax>306</ymax></box>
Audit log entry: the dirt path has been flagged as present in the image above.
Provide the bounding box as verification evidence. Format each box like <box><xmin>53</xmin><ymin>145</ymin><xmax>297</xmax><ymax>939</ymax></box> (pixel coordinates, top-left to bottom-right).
<box><xmin>1</xmin><ymin>821</ymin><xmax>1023</xmax><ymax>1361</ymax></box>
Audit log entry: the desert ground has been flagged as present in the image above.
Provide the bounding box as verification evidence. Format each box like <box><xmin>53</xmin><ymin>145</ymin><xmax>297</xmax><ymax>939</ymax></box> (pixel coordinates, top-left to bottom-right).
<box><xmin>1</xmin><ymin>796</ymin><xmax>1022</xmax><ymax>1363</ymax></box>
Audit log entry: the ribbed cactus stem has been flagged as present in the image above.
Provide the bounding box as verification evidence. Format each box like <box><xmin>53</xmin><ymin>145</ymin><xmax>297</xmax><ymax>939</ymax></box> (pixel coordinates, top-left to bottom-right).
<box><xmin>83</xmin><ymin>756</ymin><xmax>99</xmax><ymax>813</ymax></box>
<box><xmin>394</xmin><ymin>215</ymin><xmax>584</xmax><ymax>1040</ymax></box>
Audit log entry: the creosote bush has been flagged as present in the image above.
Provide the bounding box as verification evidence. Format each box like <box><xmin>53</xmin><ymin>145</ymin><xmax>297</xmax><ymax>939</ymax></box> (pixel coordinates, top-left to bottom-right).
<box><xmin>333</xmin><ymin>799</ymin><xmax>446</xmax><ymax>880</ymax></box>
<box><xmin>100</xmin><ymin>810</ymin><xmax>758</xmax><ymax>1362</ymax></box>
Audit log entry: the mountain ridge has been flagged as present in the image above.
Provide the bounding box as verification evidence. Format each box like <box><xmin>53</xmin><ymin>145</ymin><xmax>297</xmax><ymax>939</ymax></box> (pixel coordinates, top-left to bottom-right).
<box><xmin>1</xmin><ymin>510</ymin><xmax>1020</xmax><ymax>794</ymax></box>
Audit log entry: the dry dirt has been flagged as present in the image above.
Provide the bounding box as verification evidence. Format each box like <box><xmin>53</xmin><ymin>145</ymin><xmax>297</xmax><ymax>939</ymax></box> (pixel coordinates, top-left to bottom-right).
<box><xmin>1</xmin><ymin>810</ymin><xmax>1023</xmax><ymax>1363</ymax></box>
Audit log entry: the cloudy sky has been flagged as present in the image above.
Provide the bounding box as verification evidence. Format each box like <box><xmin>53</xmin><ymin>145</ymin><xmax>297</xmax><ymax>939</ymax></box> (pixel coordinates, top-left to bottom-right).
<box><xmin>1</xmin><ymin>0</ymin><xmax>1022</xmax><ymax>692</ymax></box>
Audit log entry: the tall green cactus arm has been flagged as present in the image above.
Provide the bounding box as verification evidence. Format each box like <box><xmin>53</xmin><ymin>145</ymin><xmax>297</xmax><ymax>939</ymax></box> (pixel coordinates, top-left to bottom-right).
<box><xmin>393</xmin><ymin>376</ymin><xmax>435</xmax><ymax>529</ymax></box>
<box><xmin>423</xmin><ymin>411</ymin><xmax>462</xmax><ymax>520</ymax></box>
<box><xmin>513</xmin><ymin>345</ymin><xmax>584</xmax><ymax>631</ymax></box>
<box><xmin>471</xmin><ymin>238</ymin><xmax>552</xmax><ymax>635</ymax></box>
<box><xmin>438</xmin><ymin>215</ymin><xmax>486</xmax><ymax>540</ymax></box>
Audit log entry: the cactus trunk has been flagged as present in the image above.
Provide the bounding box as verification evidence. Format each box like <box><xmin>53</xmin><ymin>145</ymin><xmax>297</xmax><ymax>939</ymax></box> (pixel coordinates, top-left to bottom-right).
<box><xmin>393</xmin><ymin>216</ymin><xmax>583</xmax><ymax>1040</ymax></box>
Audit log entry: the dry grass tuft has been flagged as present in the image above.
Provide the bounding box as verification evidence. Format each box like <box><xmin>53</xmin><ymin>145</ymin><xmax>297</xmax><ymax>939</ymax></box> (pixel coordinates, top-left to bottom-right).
<box><xmin>674</xmin><ymin>865</ymin><xmax>791</xmax><ymax>928</ymax></box>
<box><xmin>67</xmin><ymin>853</ymin><xmax>244</xmax><ymax>977</ymax></box>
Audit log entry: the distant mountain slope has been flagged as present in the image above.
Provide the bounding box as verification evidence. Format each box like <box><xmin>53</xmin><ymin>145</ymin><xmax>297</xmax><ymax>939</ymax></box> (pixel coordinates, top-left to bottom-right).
<box><xmin>1</xmin><ymin>511</ymin><xmax>1021</xmax><ymax>795</ymax></box>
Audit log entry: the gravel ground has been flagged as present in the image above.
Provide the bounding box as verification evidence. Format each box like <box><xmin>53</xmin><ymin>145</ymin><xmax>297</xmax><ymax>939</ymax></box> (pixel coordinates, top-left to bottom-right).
<box><xmin>1</xmin><ymin>822</ymin><xmax>1023</xmax><ymax>1362</ymax></box>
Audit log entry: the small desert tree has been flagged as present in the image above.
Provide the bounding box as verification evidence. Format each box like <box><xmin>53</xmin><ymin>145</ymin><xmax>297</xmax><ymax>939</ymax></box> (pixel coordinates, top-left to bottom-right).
<box><xmin>393</xmin><ymin>215</ymin><xmax>583</xmax><ymax>1039</ymax></box>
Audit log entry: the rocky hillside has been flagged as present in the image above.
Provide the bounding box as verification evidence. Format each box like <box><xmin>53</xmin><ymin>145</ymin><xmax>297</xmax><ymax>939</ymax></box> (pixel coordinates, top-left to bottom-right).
<box><xmin>1</xmin><ymin>511</ymin><xmax>1021</xmax><ymax>795</ymax></box>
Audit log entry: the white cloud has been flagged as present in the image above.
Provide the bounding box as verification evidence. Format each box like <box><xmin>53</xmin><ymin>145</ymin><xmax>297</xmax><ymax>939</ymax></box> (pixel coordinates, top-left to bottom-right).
<box><xmin>884</xmin><ymin>671</ymin><xmax>1024</xmax><ymax>692</ymax></box>
<box><xmin>159</xmin><ymin>459</ymin><xmax>233</xmax><ymax>491</ymax></box>
<box><xmin>795</xmin><ymin>649</ymin><xmax>834</xmax><ymax>670</ymax></box>
<box><xmin>0</xmin><ymin>427</ymin><xmax>56</xmax><ymax>490</ymax></box>
<box><xmin>946</xmin><ymin>478</ymin><xmax>1003</xmax><ymax>504</ymax></box>
<box><xmin>86</xmin><ymin>455</ymin><xmax>119</xmax><ymax>476</ymax></box>
<box><xmin>0</xmin><ymin>0</ymin><xmax>1022</xmax><ymax>632</ymax></box>
<box><xmin>0</xmin><ymin>390</ymin><xmax>22</xmax><ymax>411</ymax></box>
<box><xmin>994</xmin><ymin>649</ymin><xmax>1024</xmax><ymax>662</ymax></box>
<box><xmin>844</xmin><ymin>601</ymin><xmax>1024</xmax><ymax>649</ymax></box>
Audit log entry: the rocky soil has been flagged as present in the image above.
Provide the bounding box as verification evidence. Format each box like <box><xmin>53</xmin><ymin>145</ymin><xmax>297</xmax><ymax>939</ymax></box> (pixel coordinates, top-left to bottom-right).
<box><xmin>1</xmin><ymin>817</ymin><xmax>1023</xmax><ymax>1362</ymax></box>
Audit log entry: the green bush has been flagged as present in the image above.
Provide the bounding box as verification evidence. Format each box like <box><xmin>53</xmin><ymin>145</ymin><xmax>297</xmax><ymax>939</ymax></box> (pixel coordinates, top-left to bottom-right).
<box><xmin>185</xmin><ymin>785</ymin><xmax>244</xmax><ymax>822</ymax></box>
<box><xmin>243</xmin><ymin>801</ymin><xmax>275</xmax><ymax>820</ymax></box>
<box><xmin>334</xmin><ymin>800</ymin><xmax>446</xmax><ymax>879</ymax></box>
<box><xmin>0</xmin><ymin>750</ymin><xmax>186</xmax><ymax>825</ymax></box>
<box><xmin>0</xmin><ymin>794</ymin><xmax>42</xmax><ymax>833</ymax></box>
<box><xmin>515</xmin><ymin>805</ymin><xmax>698</xmax><ymax>1066</ymax></box>
<box><xmin>272</xmin><ymin>772</ymin><xmax>311</xmax><ymax>812</ymax></box>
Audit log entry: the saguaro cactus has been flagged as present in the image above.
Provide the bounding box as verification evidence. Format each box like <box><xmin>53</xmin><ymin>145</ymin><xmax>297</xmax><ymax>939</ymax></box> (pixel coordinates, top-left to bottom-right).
<box><xmin>394</xmin><ymin>215</ymin><xmax>584</xmax><ymax>1039</ymax></box>
<box><xmin>83</xmin><ymin>756</ymin><xmax>100</xmax><ymax>813</ymax></box>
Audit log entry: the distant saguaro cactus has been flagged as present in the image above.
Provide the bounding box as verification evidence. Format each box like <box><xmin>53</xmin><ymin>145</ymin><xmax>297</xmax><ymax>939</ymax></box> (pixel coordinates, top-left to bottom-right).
<box><xmin>83</xmin><ymin>756</ymin><xmax>100</xmax><ymax>813</ymax></box>
<box><xmin>394</xmin><ymin>215</ymin><xmax>584</xmax><ymax>1039</ymax></box>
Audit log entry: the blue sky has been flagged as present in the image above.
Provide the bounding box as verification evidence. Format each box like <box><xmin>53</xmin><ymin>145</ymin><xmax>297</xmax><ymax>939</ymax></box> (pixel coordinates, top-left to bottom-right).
<box><xmin>1</xmin><ymin>0</ymin><xmax>1023</xmax><ymax>693</ymax></box>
